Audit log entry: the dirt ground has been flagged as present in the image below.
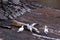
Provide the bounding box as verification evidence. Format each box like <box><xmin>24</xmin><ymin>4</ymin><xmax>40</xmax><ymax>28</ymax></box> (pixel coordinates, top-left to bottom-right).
<box><xmin>0</xmin><ymin>7</ymin><xmax>60</xmax><ymax>40</ymax></box>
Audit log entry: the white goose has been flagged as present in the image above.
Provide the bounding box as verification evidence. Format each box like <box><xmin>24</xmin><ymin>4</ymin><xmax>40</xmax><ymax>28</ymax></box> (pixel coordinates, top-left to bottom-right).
<box><xmin>27</xmin><ymin>23</ymin><xmax>37</xmax><ymax>32</ymax></box>
<box><xmin>44</xmin><ymin>25</ymin><xmax>49</xmax><ymax>34</ymax></box>
<box><xmin>24</xmin><ymin>23</ymin><xmax>40</xmax><ymax>33</ymax></box>
<box><xmin>17</xmin><ymin>25</ymin><xmax>24</xmax><ymax>32</ymax></box>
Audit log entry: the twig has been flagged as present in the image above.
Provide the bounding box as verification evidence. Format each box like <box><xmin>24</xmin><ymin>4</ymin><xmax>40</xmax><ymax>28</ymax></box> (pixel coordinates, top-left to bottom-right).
<box><xmin>32</xmin><ymin>33</ymin><xmax>60</xmax><ymax>40</ymax></box>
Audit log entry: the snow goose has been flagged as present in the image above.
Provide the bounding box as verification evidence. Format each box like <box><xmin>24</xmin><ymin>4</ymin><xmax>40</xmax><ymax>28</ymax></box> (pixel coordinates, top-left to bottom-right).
<box><xmin>17</xmin><ymin>25</ymin><xmax>24</xmax><ymax>32</ymax></box>
<box><xmin>44</xmin><ymin>25</ymin><xmax>49</xmax><ymax>34</ymax></box>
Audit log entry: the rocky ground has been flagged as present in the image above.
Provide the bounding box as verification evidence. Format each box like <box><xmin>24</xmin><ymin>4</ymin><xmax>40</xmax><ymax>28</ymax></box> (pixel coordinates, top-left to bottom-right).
<box><xmin>0</xmin><ymin>7</ymin><xmax>60</xmax><ymax>40</ymax></box>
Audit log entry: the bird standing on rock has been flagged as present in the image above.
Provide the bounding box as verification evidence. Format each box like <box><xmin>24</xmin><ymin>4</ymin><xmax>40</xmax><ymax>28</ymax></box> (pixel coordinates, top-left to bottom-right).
<box><xmin>44</xmin><ymin>25</ymin><xmax>49</xmax><ymax>34</ymax></box>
